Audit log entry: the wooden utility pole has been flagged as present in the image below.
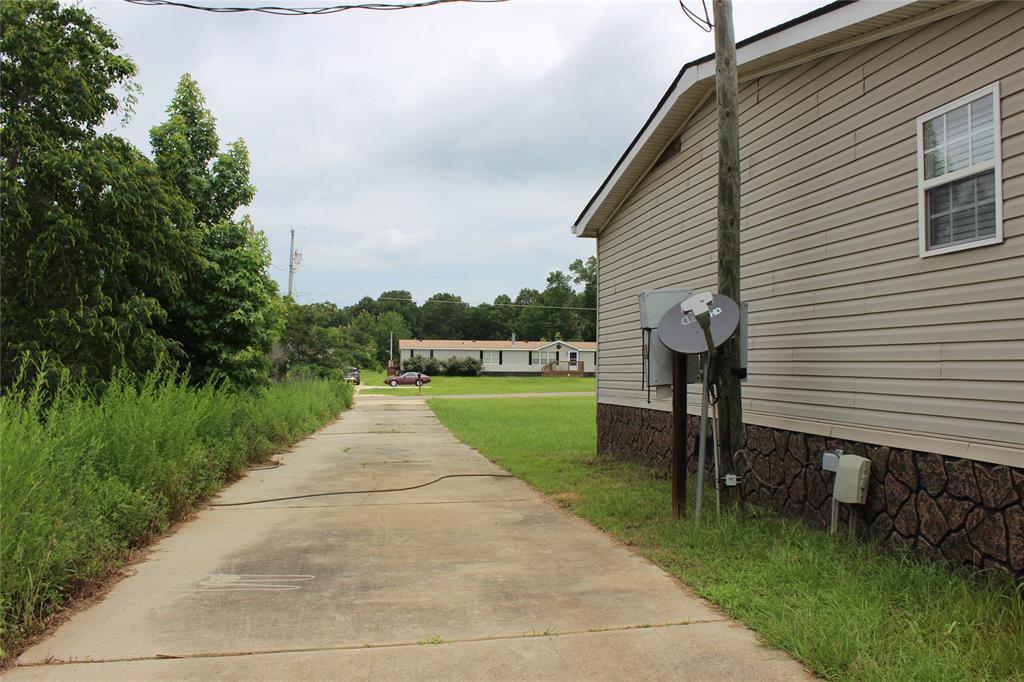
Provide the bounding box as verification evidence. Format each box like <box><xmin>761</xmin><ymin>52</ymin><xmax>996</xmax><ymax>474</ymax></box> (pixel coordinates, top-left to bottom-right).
<box><xmin>287</xmin><ymin>228</ymin><xmax>297</xmax><ymax>298</ymax></box>
<box><xmin>713</xmin><ymin>0</ymin><xmax>744</xmax><ymax>507</ymax></box>
<box><xmin>671</xmin><ymin>353</ymin><xmax>688</xmax><ymax>519</ymax></box>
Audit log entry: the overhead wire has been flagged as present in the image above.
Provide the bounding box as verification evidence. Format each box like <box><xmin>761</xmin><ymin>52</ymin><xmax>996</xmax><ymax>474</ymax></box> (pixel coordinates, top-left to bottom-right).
<box><xmin>678</xmin><ymin>0</ymin><xmax>712</xmax><ymax>32</ymax></box>
<box><xmin>124</xmin><ymin>0</ymin><xmax>507</xmax><ymax>17</ymax></box>
<box><xmin>260</xmin><ymin>225</ymin><xmax>584</xmax><ymax>255</ymax></box>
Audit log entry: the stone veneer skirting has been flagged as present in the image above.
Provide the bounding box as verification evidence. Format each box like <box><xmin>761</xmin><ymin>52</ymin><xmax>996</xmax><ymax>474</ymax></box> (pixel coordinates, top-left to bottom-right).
<box><xmin>597</xmin><ymin>402</ymin><xmax>1024</xmax><ymax>582</ymax></box>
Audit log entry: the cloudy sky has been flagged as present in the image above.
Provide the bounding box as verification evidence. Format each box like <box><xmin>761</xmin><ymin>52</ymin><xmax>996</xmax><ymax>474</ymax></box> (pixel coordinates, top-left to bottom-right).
<box><xmin>87</xmin><ymin>0</ymin><xmax>830</xmax><ymax>307</ymax></box>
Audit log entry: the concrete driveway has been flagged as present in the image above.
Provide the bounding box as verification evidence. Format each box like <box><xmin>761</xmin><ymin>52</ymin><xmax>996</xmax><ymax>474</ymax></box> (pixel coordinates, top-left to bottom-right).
<box><xmin>11</xmin><ymin>396</ymin><xmax>810</xmax><ymax>681</ymax></box>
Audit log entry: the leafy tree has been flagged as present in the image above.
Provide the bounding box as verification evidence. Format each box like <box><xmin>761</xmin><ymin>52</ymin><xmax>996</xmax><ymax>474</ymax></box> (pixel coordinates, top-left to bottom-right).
<box><xmin>463</xmin><ymin>304</ymin><xmax>500</xmax><ymax>340</ymax></box>
<box><xmin>150</xmin><ymin>75</ymin><xmax>280</xmax><ymax>387</ymax></box>
<box><xmin>420</xmin><ymin>293</ymin><xmax>467</xmax><ymax>339</ymax></box>
<box><xmin>569</xmin><ymin>256</ymin><xmax>597</xmax><ymax>341</ymax></box>
<box><xmin>374</xmin><ymin>310</ymin><xmax>412</xmax><ymax>367</ymax></box>
<box><xmin>514</xmin><ymin>287</ymin><xmax>546</xmax><ymax>340</ymax></box>
<box><xmin>376</xmin><ymin>290</ymin><xmax>419</xmax><ymax>337</ymax></box>
<box><xmin>344</xmin><ymin>311</ymin><xmax>384</xmax><ymax>369</ymax></box>
<box><xmin>0</xmin><ymin>0</ymin><xmax>193</xmax><ymax>387</ymax></box>
<box><xmin>488</xmin><ymin>294</ymin><xmax>518</xmax><ymax>340</ymax></box>
<box><xmin>173</xmin><ymin>218</ymin><xmax>282</xmax><ymax>387</ymax></box>
<box><xmin>150</xmin><ymin>74</ymin><xmax>254</xmax><ymax>226</ymax></box>
<box><xmin>277</xmin><ymin>300</ymin><xmax>356</xmax><ymax>377</ymax></box>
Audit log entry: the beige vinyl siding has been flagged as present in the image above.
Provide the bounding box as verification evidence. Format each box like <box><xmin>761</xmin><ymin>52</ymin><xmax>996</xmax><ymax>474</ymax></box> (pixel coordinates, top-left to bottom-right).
<box><xmin>595</xmin><ymin>2</ymin><xmax>1024</xmax><ymax>465</ymax></box>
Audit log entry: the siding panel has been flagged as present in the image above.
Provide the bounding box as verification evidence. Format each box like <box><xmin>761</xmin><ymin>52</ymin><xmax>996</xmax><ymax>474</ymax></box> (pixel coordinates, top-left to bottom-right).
<box><xmin>594</xmin><ymin>4</ymin><xmax>1024</xmax><ymax>460</ymax></box>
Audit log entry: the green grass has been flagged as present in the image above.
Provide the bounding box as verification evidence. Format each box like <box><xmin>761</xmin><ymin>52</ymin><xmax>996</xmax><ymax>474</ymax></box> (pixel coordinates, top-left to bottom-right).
<box><xmin>0</xmin><ymin>371</ymin><xmax>354</xmax><ymax>660</ymax></box>
<box><xmin>428</xmin><ymin>396</ymin><xmax>1024</xmax><ymax>682</ymax></box>
<box><xmin>360</xmin><ymin>370</ymin><xmax>594</xmax><ymax>396</ymax></box>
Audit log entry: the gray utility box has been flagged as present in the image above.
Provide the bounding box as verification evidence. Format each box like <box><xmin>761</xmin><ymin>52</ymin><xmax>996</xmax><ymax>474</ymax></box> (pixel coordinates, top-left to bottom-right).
<box><xmin>638</xmin><ymin>289</ymin><xmax>699</xmax><ymax>387</ymax></box>
<box><xmin>834</xmin><ymin>454</ymin><xmax>871</xmax><ymax>504</ymax></box>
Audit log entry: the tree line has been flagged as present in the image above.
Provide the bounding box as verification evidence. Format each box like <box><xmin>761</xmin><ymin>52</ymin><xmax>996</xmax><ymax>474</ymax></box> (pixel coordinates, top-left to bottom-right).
<box><xmin>278</xmin><ymin>256</ymin><xmax>595</xmax><ymax>374</ymax></box>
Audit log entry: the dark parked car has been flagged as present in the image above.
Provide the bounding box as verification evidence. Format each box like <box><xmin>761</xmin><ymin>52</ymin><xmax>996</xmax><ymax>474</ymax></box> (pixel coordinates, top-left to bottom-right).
<box><xmin>386</xmin><ymin>372</ymin><xmax>430</xmax><ymax>387</ymax></box>
<box><xmin>343</xmin><ymin>367</ymin><xmax>360</xmax><ymax>384</ymax></box>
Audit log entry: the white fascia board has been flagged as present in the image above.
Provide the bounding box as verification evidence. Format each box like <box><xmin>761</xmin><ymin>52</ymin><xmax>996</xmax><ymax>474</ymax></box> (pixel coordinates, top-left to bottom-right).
<box><xmin>571</xmin><ymin>66</ymin><xmax>701</xmax><ymax>238</ymax></box>
<box><xmin>571</xmin><ymin>0</ymin><xmax>917</xmax><ymax>238</ymax></box>
<box><xmin>536</xmin><ymin>341</ymin><xmax>583</xmax><ymax>351</ymax></box>
<box><xmin>736</xmin><ymin>0</ymin><xmax>916</xmax><ymax>66</ymax></box>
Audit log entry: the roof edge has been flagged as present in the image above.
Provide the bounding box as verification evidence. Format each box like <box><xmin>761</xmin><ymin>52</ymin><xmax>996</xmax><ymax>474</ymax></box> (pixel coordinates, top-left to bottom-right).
<box><xmin>570</xmin><ymin>0</ymin><xmax>926</xmax><ymax>238</ymax></box>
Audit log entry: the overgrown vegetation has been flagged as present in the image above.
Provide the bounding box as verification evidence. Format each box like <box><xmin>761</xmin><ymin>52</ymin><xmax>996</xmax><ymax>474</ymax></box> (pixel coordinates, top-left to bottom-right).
<box><xmin>0</xmin><ymin>370</ymin><xmax>353</xmax><ymax>659</ymax></box>
<box><xmin>429</xmin><ymin>397</ymin><xmax>1024</xmax><ymax>682</ymax></box>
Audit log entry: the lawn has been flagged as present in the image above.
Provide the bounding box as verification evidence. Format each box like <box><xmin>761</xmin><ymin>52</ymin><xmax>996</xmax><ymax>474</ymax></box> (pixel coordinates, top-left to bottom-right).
<box><xmin>359</xmin><ymin>370</ymin><xmax>594</xmax><ymax>396</ymax></box>
<box><xmin>428</xmin><ymin>396</ymin><xmax>1024</xmax><ymax>682</ymax></box>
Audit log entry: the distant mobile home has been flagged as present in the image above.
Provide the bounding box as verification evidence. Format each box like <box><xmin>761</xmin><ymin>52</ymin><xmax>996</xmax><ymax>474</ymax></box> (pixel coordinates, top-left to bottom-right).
<box><xmin>398</xmin><ymin>339</ymin><xmax>597</xmax><ymax>376</ymax></box>
<box><xmin>573</xmin><ymin>1</ymin><xmax>1023</xmax><ymax>579</ymax></box>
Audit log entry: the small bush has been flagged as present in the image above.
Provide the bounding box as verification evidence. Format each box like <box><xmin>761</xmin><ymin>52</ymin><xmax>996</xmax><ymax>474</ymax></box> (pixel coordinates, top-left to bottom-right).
<box><xmin>402</xmin><ymin>356</ymin><xmax>481</xmax><ymax>376</ymax></box>
<box><xmin>441</xmin><ymin>357</ymin><xmax>482</xmax><ymax>376</ymax></box>
<box><xmin>402</xmin><ymin>356</ymin><xmax>442</xmax><ymax>375</ymax></box>
<box><xmin>0</xmin><ymin>369</ymin><xmax>353</xmax><ymax>659</ymax></box>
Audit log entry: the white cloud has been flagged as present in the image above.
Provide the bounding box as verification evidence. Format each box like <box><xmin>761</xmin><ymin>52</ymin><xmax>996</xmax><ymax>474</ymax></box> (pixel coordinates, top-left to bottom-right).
<box><xmin>86</xmin><ymin>0</ymin><xmax>832</xmax><ymax>307</ymax></box>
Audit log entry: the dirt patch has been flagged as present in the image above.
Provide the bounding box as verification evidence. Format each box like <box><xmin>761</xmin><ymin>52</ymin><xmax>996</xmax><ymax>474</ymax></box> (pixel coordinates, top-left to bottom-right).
<box><xmin>552</xmin><ymin>491</ymin><xmax>585</xmax><ymax>509</ymax></box>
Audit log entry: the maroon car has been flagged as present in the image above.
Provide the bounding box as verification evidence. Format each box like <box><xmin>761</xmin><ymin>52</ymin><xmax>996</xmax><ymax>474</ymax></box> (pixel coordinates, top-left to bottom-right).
<box><xmin>386</xmin><ymin>372</ymin><xmax>431</xmax><ymax>387</ymax></box>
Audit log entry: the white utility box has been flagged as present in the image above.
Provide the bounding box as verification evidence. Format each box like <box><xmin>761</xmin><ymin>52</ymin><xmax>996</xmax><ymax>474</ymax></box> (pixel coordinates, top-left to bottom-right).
<box><xmin>833</xmin><ymin>454</ymin><xmax>871</xmax><ymax>504</ymax></box>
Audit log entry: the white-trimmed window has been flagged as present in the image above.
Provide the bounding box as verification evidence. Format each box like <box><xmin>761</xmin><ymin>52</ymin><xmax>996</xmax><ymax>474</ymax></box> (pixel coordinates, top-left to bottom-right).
<box><xmin>412</xmin><ymin>349</ymin><xmax>431</xmax><ymax>358</ymax></box>
<box><xmin>917</xmin><ymin>83</ymin><xmax>1002</xmax><ymax>257</ymax></box>
<box><xmin>536</xmin><ymin>349</ymin><xmax>555</xmax><ymax>365</ymax></box>
<box><xmin>482</xmin><ymin>350</ymin><xmax>499</xmax><ymax>365</ymax></box>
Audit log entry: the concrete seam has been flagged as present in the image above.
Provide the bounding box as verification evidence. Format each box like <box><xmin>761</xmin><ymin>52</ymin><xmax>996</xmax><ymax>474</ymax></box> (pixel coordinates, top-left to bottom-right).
<box><xmin>16</xmin><ymin>619</ymin><xmax>731</xmax><ymax>668</ymax></box>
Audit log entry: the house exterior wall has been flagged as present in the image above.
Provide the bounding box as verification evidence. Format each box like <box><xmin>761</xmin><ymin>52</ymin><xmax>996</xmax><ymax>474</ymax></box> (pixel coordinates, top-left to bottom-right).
<box><xmin>596</xmin><ymin>2</ymin><xmax>1023</xmax><ymax>465</ymax></box>
<box><xmin>398</xmin><ymin>345</ymin><xmax>597</xmax><ymax>374</ymax></box>
<box><xmin>592</xmin><ymin>3</ymin><xmax>1023</xmax><ymax>579</ymax></box>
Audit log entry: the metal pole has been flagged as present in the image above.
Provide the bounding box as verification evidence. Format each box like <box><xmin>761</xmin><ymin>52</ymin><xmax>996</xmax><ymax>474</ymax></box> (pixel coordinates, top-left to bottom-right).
<box><xmin>287</xmin><ymin>228</ymin><xmax>296</xmax><ymax>298</ymax></box>
<box><xmin>713</xmin><ymin>0</ymin><xmax>744</xmax><ymax>509</ymax></box>
<box><xmin>695</xmin><ymin>352</ymin><xmax>711</xmax><ymax>524</ymax></box>
<box><xmin>389</xmin><ymin>332</ymin><xmax>394</xmax><ymax>371</ymax></box>
<box><xmin>671</xmin><ymin>353</ymin><xmax>688</xmax><ymax>519</ymax></box>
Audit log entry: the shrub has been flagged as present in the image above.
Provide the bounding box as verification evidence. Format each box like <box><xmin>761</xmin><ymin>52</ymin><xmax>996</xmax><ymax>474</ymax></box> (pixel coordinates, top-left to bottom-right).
<box><xmin>441</xmin><ymin>357</ymin><xmax>482</xmax><ymax>376</ymax></box>
<box><xmin>402</xmin><ymin>356</ymin><xmax>441</xmax><ymax>375</ymax></box>
<box><xmin>0</xmin><ymin>368</ymin><xmax>353</xmax><ymax>659</ymax></box>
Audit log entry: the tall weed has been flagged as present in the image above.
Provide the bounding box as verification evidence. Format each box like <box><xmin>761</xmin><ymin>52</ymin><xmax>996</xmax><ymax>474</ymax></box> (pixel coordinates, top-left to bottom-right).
<box><xmin>0</xmin><ymin>369</ymin><xmax>352</xmax><ymax>658</ymax></box>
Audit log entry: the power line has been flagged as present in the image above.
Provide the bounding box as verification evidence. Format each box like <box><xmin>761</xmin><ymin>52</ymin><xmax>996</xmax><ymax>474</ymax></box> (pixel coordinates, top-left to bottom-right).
<box><xmin>259</xmin><ymin>225</ymin><xmax>586</xmax><ymax>255</ymax></box>
<box><xmin>679</xmin><ymin>0</ymin><xmax>712</xmax><ymax>32</ymax></box>
<box><xmin>123</xmin><ymin>0</ymin><xmax>506</xmax><ymax>16</ymax></box>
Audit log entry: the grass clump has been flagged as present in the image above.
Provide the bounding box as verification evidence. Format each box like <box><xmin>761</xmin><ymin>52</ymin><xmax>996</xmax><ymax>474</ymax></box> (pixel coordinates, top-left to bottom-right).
<box><xmin>428</xmin><ymin>396</ymin><xmax>1024</xmax><ymax>682</ymax></box>
<box><xmin>360</xmin><ymin>371</ymin><xmax>594</xmax><ymax>396</ymax></box>
<box><xmin>0</xmin><ymin>370</ymin><xmax>353</xmax><ymax>659</ymax></box>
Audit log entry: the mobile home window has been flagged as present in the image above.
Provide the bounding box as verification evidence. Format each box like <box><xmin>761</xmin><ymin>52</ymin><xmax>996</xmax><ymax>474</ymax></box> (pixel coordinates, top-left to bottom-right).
<box><xmin>412</xmin><ymin>349</ymin><xmax>431</xmax><ymax>358</ymax></box>
<box><xmin>917</xmin><ymin>83</ymin><xmax>1002</xmax><ymax>256</ymax></box>
<box><xmin>536</xmin><ymin>350</ymin><xmax>555</xmax><ymax>365</ymax></box>
<box><xmin>481</xmin><ymin>350</ymin><xmax>499</xmax><ymax>365</ymax></box>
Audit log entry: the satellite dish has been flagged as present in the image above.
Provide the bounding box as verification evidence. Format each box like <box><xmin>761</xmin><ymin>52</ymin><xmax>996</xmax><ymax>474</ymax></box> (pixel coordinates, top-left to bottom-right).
<box><xmin>657</xmin><ymin>294</ymin><xmax>739</xmax><ymax>354</ymax></box>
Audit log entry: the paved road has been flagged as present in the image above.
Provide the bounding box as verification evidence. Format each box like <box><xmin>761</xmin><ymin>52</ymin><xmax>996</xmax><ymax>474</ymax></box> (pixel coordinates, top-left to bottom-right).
<box><xmin>360</xmin><ymin>390</ymin><xmax>594</xmax><ymax>399</ymax></box>
<box><xmin>12</xmin><ymin>396</ymin><xmax>809</xmax><ymax>681</ymax></box>
<box><xmin>427</xmin><ymin>391</ymin><xmax>594</xmax><ymax>399</ymax></box>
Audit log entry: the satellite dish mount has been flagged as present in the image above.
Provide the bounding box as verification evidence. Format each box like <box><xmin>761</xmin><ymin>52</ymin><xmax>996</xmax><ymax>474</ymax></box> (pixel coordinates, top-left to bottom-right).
<box><xmin>657</xmin><ymin>292</ymin><xmax>740</xmax><ymax>524</ymax></box>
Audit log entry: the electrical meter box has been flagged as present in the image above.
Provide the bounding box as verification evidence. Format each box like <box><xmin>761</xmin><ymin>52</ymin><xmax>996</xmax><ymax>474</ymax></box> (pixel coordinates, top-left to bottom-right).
<box><xmin>639</xmin><ymin>289</ymin><xmax>698</xmax><ymax>388</ymax></box>
<box><xmin>833</xmin><ymin>454</ymin><xmax>871</xmax><ymax>504</ymax></box>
